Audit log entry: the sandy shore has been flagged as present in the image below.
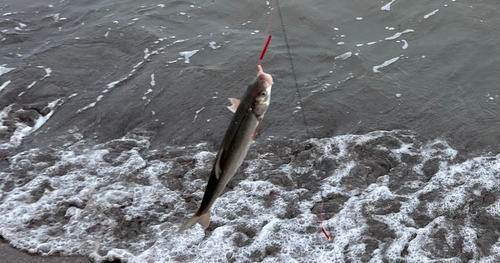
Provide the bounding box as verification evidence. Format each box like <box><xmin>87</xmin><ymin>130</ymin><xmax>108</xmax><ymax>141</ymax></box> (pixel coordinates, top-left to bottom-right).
<box><xmin>0</xmin><ymin>239</ymin><xmax>92</xmax><ymax>263</ymax></box>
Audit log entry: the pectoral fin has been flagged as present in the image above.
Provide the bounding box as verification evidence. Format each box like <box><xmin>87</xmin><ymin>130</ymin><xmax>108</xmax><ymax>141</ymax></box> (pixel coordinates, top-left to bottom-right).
<box><xmin>252</xmin><ymin>121</ymin><xmax>262</xmax><ymax>140</ymax></box>
<box><xmin>227</xmin><ymin>98</ymin><xmax>240</xmax><ymax>113</ymax></box>
<box><xmin>215</xmin><ymin>149</ymin><xmax>223</xmax><ymax>180</ymax></box>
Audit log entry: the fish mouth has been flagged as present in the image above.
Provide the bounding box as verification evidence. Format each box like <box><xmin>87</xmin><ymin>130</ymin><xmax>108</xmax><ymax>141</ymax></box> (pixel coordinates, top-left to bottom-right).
<box><xmin>257</xmin><ymin>65</ymin><xmax>274</xmax><ymax>87</ymax></box>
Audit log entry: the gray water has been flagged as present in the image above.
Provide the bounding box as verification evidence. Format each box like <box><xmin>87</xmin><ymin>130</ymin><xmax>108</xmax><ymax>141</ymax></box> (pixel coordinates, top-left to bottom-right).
<box><xmin>0</xmin><ymin>0</ymin><xmax>499</xmax><ymax>262</ymax></box>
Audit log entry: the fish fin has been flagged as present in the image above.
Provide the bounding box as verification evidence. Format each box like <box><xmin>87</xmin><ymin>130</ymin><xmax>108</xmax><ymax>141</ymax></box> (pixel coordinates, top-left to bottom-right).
<box><xmin>215</xmin><ymin>149</ymin><xmax>223</xmax><ymax>180</ymax></box>
<box><xmin>227</xmin><ymin>98</ymin><xmax>240</xmax><ymax>113</ymax></box>
<box><xmin>252</xmin><ymin>121</ymin><xmax>262</xmax><ymax>140</ymax></box>
<box><xmin>199</xmin><ymin>211</ymin><xmax>211</xmax><ymax>229</ymax></box>
<box><xmin>178</xmin><ymin>211</ymin><xmax>212</xmax><ymax>232</ymax></box>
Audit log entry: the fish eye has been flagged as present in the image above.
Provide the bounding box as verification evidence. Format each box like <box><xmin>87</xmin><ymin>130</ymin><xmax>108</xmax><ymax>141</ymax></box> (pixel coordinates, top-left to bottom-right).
<box><xmin>261</xmin><ymin>91</ymin><xmax>267</xmax><ymax>96</ymax></box>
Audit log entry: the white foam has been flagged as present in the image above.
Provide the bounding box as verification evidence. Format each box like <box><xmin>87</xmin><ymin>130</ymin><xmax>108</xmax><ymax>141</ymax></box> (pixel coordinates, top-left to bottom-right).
<box><xmin>0</xmin><ymin>80</ymin><xmax>11</xmax><ymax>92</ymax></box>
<box><xmin>31</xmin><ymin>99</ymin><xmax>62</xmax><ymax>133</ymax></box>
<box><xmin>179</xmin><ymin>50</ymin><xmax>199</xmax><ymax>63</ymax></box>
<box><xmin>401</xmin><ymin>39</ymin><xmax>409</xmax><ymax>49</ymax></box>
<box><xmin>35</xmin><ymin>66</ymin><xmax>52</xmax><ymax>79</ymax></box>
<box><xmin>150</xmin><ymin>74</ymin><xmax>155</xmax><ymax>87</ymax></box>
<box><xmin>385</xmin><ymin>29</ymin><xmax>414</xmax><ymax>40</ymax></box>
<box><xmin>0</xmin><ymin>99</ymin><xmax>62</xmax><ymax>149</ymax></box>
<box><xmin>50</xmin><ymin>13</ymin><xmax>60</xmax><ymax>22</ymax></box>
<box><xmin>77</xmin><ymin>102</ymin><xmax>97</xmax><ymax>113</ymax></box>
<box><xmin>336</xmin><ymin>42</ymin><xmax>345</xmax><ymax>45</ymax></box>
<box><xmin>84</xmin><ymin>47</ymin><xmax>161</xmax><ymax>111</ymax></box>
<box><xmin>424</xmin><ymin>9</ymin><xmax>439</xmax><ymax>19</ymax></box>
<box><xmin>0</xmin><ymin>65</ymin><xmax>15</xmax><ymax>77</ymax></box>
<box><xmin>106</xmin><ymin>80</ymin><xmax>120</xmax><ymax>91</ymax></box>
<box><xmin>15</xmin><ymin>23</ymin><xmax>27</xmax><ymax>31</ymax></box>
<box><xmin>373</xmin><ymin>56</ymin><xmax>400</xmax><ymax>73</ymax></box>
<box><xmin>381</xmin><ymin>0</ymin><xmax>396</xmax><ymax>11</ymax></box>
<box><xmin>356</xmin><ymin>17</ymin><xmax>363</xmax><ymax>20</ymax></box>
<box><xmin>172</xmin><ymin>39</ymin><xmax>186</xmax><ymax>44</ymax></box>
<box><xmin>335</xmin><ymin>51</ymin><xmax>352</xmax><ymax>60</ymax></box>
<box><xmin>209</xmin><ymin>41</ymin><xmax>220</xmax><ymax>49</ymax></box>
<box><xmin>193</xmin><ymin>107</ymin><xmax>204</xmax><ymax>122</ymax></box>
<box><xmin>27</xmin><ymin>81</ymin><xmax>37</xmax><ymax>89</ymax></box>
<box><xmin>0</xmin><ymin>130</ymin><xmax>498</xmax><ymax>262</ymax></box>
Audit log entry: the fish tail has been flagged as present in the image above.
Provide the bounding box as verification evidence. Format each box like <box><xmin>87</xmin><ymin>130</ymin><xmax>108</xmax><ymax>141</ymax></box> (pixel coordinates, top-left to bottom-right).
<box><xmin>178</xmin><ymin>211</ymin><xmax>211</xmax><ymax>232</ymax></box>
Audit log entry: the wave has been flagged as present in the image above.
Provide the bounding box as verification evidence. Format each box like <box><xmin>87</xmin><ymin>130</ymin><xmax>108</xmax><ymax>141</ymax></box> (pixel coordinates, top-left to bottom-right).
<box><xmin>0</xmin><ymin>128</ymin><xmax>498</xmax><ymax>262</ymax></box>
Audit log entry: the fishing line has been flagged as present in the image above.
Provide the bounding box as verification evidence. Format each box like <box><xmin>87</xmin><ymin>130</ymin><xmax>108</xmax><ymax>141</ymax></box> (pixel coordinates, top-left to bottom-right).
<box><xmin>275</xmin><ymin>0</ymin><xmax>311</xmax><ymax>139</ymax></box>
<box><xmin>273</xmin><ymin>0</ymin><xmax>330</xmax><ymax>242</ymax></box>
<box><xmin>259</xmin><ymin>4</ymin><xmax>273</xmax><ymax>65</ymax></box>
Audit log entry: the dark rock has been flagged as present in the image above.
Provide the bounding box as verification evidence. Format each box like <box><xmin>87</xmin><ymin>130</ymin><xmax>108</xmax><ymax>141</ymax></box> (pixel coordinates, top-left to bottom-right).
<box><xmin>249</xmin><ymin>249</ymin><xmax>263</xmax><ymax>262</ymax></box>
<box><xmin>265</xmin><ymin>243</ymin><xmax>281</xmax><ymax>256</ymax></box>
<box><xmin>234</xmin><ymin>224</ymin><xmax>257</xmax><ymax>239</ymax></box>
<box><xmin>368</xmin><ymin>198</ymin><xmax>403</xmax><ymax>215</ymax></box>
<box><xmin>369</xmin><ymin>136</ymin><xmax>402</xmax><ymax>149</ymax></box>
<box><xmin>471</xmin><ymin>213</ymin><xmax>500</xmax><ymax>256</ymax></box>
<box><xmin>341</xmin><ymin>160</ymin><xmax>391</xmax><ymax>190</ymax></box>
<box><xmin>366</xmin><ymin>218</ymin><xmax>396</xmax><ymax>241</ymax></box>
<box><xmin>262</xmin><ymin>191</ymin><xmax>278</xmax><ymax>208</ymax></box>
<box><xmin>158</xmin><ymin>172</ymin><xmax>184</xmax><ymax>191</ymax></box>
<box><xmin>418</xmin><ymin>189</ymin><xmax>441</xmax><ymax>203</ymax></box>
<box><xmin>422</xmin><ymin>158</ymin><xmax>440</xmax><ymax>181</ymax></box>
<box><xmin>311</xmin><ymin>194</ymin><xmax>349</xmax><ymax>220</ymax></box>
<box><xmin>401</xmin><ymin>153</ymin><xmax>419</xmax><ymax>165</ymax></box>
<box><xmin>266</xmin><ymin>172</ymin><xmax>294</xmax><ymax>187</ymax></box>
<box><xmin>281</xmin><ymin>200</ymin><xmax>300</xmax><ymax>219</ymax></box>
<box><xmin>314</xmin><ymin>158</ymin><xmax>338</xmax><ymax>180</ymax></box>
<box><xmin>411</xmin><ymin>212</ymin><xmax>434</xmax><ymax>229</ymax></box>
<box><xmin>361</xmin><ymin>237</ymin><xmax>379</xmax><ymax>262</ymax></box>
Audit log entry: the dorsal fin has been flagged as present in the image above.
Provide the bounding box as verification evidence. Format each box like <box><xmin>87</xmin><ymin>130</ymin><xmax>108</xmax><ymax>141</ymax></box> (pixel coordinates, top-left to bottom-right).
<box><xmin>227</xmin><ymin>98</ymin><xmax>240</xmax><ymax>113</ymax></box>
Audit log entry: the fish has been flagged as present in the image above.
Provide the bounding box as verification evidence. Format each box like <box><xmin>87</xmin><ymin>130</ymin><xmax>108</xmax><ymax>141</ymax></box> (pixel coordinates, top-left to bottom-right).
<box><xmin>179</xmin><ymin>65</ymin><xmax>274</xmax><ymax>231</ymax></box>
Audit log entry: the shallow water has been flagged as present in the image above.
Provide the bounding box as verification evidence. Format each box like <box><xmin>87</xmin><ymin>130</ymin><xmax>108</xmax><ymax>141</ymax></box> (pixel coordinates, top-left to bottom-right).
<box><xmin>0</xmin><ymin>0</ymin><xmax>499</xmax><ymax>262</ymax></box>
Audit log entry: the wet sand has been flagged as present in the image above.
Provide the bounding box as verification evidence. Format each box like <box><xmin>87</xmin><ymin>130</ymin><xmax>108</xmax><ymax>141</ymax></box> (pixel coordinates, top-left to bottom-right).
<box><xmin>0</xmin><ymin>239</ymin><xmax>91</xmax><ymax>263</ymax></box>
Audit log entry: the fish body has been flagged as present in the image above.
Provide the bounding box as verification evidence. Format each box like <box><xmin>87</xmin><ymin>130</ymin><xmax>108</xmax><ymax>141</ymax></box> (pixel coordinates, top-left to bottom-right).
<box><xmin>179</xmin><ymin>66</ymin><xmax>273</xmax><ymax>231</ymax></box>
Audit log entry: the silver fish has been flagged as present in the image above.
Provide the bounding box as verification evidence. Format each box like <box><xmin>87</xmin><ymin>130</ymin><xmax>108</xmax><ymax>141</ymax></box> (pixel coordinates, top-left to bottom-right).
<box><xmin>179</xmin><ymin>66</ymin><xmax>273</xmax><ymax>231</ymax></box>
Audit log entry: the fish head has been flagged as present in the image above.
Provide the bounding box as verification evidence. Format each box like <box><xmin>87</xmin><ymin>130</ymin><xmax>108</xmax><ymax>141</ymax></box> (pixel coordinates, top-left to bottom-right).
<box><xmin>257</xmin><ymin>65</ymin><xmax>273</xmax><ymax>87</ymax></box>
<box><xmin>254</xmin><ymin>65</ymin><xmax>273</xmax><ymax>104</ymax></box>
<box><xmin>251</xmin><ymin>66</ymin><xmax>273</xmax><ymax>117</ymax></box>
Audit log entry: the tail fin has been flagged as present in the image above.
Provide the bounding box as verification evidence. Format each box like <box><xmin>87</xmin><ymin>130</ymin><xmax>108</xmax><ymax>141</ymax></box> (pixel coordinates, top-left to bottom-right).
<box><xmin>178</xmin><ymin>211</ymin><xmax>211</xmax><ymax>232</ymax></box>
